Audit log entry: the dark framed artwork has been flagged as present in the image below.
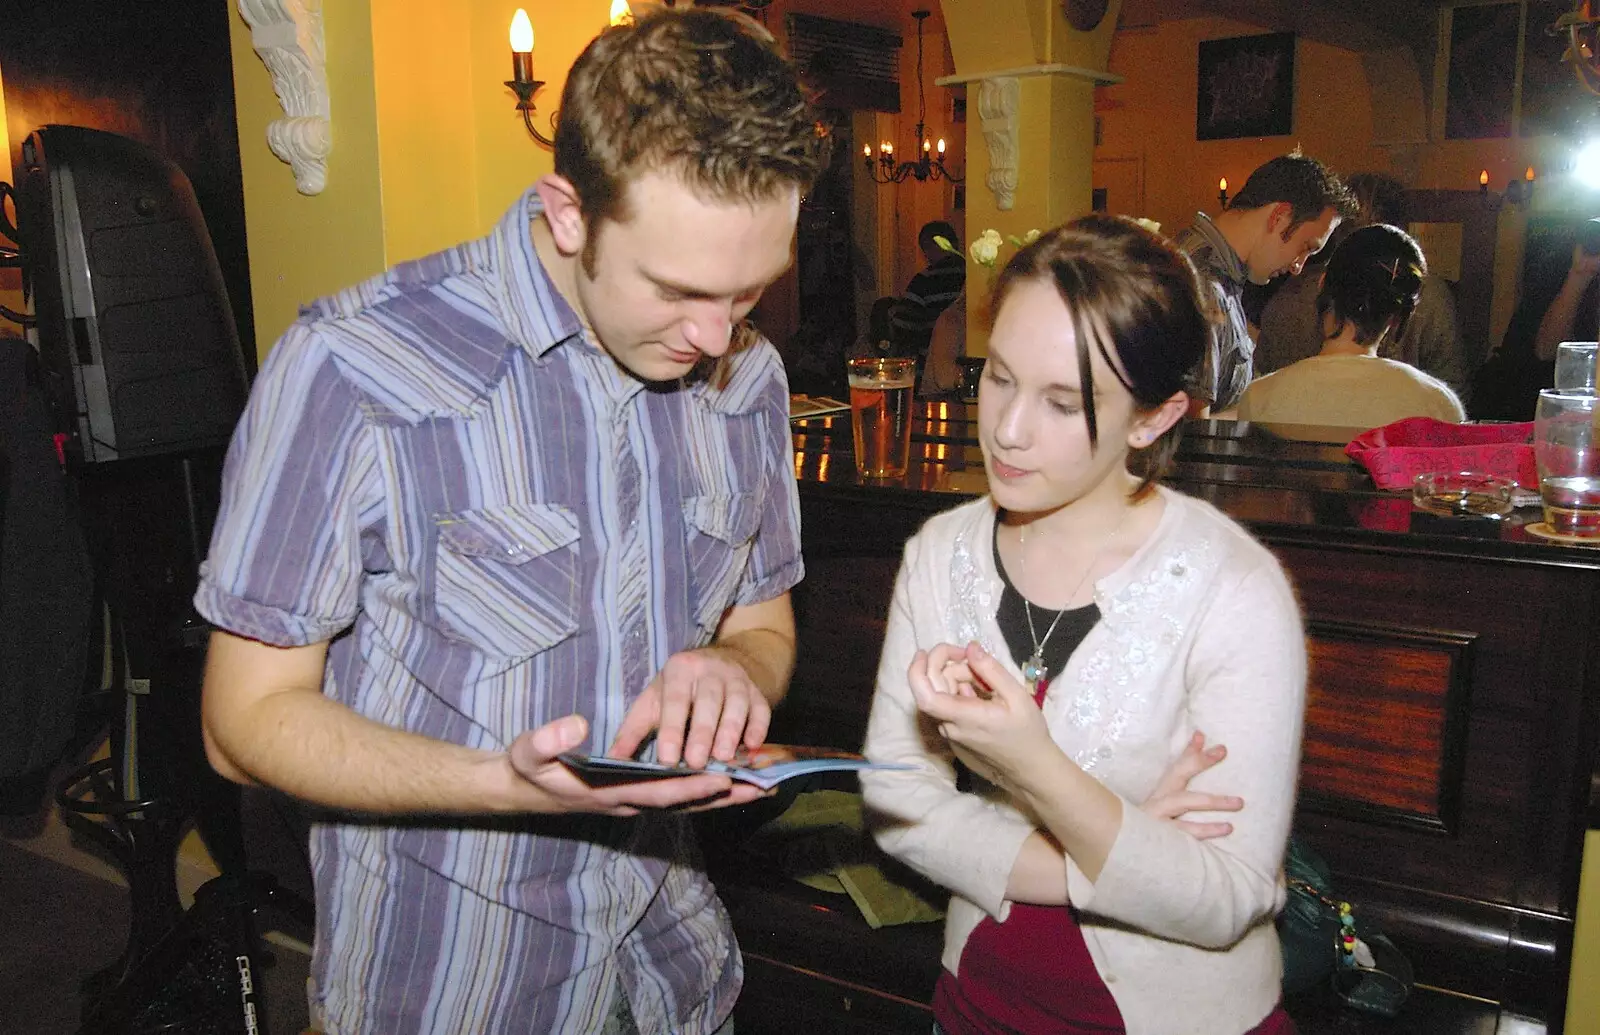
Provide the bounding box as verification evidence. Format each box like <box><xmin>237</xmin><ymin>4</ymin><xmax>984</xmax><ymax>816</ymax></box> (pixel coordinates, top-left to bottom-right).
<box><xmin>1196</xmin><ymin>32</ymin><xmax>1295</xmax><ymax>141</ymax></box>
<box><xmin>1444</xmin><ymin>2</ymin><xmax>1518</xmax><ymax>139</ymax></box>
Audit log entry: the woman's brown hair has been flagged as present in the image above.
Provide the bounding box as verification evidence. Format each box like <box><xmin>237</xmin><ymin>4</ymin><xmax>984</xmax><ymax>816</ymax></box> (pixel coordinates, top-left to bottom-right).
<box><xmin>990</xmin><ymin>215</ymin><xmax>1212</xmax><ymax>496</ymax></box>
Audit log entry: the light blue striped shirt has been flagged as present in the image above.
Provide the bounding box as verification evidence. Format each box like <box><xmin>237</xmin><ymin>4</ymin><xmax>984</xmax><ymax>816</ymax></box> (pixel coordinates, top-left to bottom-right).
<box><xmin>196</xmin><ymin>189</ymin><xmax>804</xmax><ymax>1034</ymax></box>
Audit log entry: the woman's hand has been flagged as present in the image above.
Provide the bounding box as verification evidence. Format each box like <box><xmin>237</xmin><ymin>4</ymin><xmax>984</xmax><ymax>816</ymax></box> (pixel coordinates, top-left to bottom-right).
<box><xmin>917</xmin><ymin>641</ymin><xmax>985</xmax><ymax>697</ymax></box>
<box><xmin>909</xmin><ymin>642</ymin><xmax>1058</xmax><ymax>788</ymax></box>
<box><xmin>1142</xmin><ymin>731</ymin><xmax>1243</xmax><ymax>839</ymax></box>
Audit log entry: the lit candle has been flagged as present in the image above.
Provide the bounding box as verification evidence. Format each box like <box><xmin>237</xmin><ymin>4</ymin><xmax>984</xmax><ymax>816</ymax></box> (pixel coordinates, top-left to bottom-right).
<box><xmin>610</xmin><ymin>0</ymin><xmax>631</xmax><ymax>26</ymax></box>
<box><xmin>937</xmin><ymin>138</ymin><xmax>946</xmax><ymax>154</ymax></box>
<box><xmin>1526</xmin><ymin>166</ymin><xmax>1536</xmax><ymax>182</ymax></box>
<box><xmin>863</xmin><ymin>144</ymin><xmax>872</xmax><ymax>159</ymax></box>
<box><xmin>1218</xmin><ymin>176</ymin><xmax>1229</xmax><ymax>208</ymax></box>
<box><xmin>923</xmin><ymin>139</ymin><xmax>931</xmax><ymax>153</ymax></box>
<box><xmin>883</xmin><ymin>141</ymin><xmax>894</xmax><ymax>156</ymax></box>
<box><xmin>1479</xmin><ymin>169</ymin><xmax>1489</xmax><ymax>194</ymax></box>
<box><xmin>510</xmin><ymin>9</ymin><xmax>534</xmax><ymax>84</ymax></box>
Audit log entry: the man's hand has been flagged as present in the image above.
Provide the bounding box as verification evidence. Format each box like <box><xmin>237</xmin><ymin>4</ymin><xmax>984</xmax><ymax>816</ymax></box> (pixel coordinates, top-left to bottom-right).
<box><xmin>506</xmin><ymin>713</ymin><xmax>768</xmax><ymax>815</ymax></box>
<box><xmin>609</xmin><ymin>646</ymin><xmax>772</xmax><ymax>770</ymax></box>
<box><xmin>1142</xmin><ymin>731</ymin><xmax>1243</xmax><ymax>840</ymax></box>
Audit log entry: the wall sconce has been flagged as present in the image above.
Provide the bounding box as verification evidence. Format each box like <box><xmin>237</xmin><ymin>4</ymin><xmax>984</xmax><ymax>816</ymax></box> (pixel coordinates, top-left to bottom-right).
<box><xmin>1218</xmin><ymin>177</ymin><xmax>1229</xmax><ymax>209</ymax></box>
<box><xmin>507</xmin><ymin>9</ymin><xmax>555</xmax><ymax>148</ymax></box>
<box><xmin>1500</xmin><ymin>167</ymin><xmax>1536</xmax><ymax>207</ymax></box>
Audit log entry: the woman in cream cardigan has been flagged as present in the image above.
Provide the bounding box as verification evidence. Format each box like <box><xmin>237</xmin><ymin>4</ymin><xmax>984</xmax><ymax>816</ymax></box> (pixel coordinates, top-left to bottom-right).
<box><xmin>861</xmin><ymin>216</ymin><xmax>1307</xmax><ymax>1035</ymax></box>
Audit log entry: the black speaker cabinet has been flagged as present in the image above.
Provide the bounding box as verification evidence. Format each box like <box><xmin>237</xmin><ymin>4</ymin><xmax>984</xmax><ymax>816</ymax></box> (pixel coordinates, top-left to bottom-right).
<box><xmin>18</xmin><ymin>125</ymin><xmax>248</xmax><ymax>464</ymax></box>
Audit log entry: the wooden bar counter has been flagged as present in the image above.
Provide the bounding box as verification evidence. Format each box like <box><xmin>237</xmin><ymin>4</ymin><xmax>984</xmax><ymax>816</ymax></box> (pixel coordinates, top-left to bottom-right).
<box><xmin>715</xmin><ymin>404</ymin><xmax>1600</xmax><ymax>1034</ymax></box>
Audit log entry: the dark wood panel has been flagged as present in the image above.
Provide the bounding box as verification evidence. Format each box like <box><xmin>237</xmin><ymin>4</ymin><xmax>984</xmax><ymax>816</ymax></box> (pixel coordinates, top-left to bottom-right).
<box><xmin>779</xmin><ymin>553</ymin><xmax>899</xmax><ymax>745</ymax></box>
<box><xmin>1299</xmin><ymin>621</ymin><xmax>1474</xmax><ymax>830</ymax></box>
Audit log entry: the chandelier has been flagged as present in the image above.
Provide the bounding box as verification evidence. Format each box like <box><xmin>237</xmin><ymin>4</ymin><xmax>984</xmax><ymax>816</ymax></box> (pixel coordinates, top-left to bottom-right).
<box><xmin>864</xmin><ymin>10</ymin><xmax>963</xmax><ymax>185</ymax></box>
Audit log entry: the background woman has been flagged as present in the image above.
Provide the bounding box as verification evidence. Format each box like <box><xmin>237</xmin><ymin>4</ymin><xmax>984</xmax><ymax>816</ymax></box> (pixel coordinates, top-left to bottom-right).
<box><xmin>1238</xmin><ymin>224</ymin><xmax>1464</xmax><ymax>427</ymax></box>
<box><xmin>861</xmin><ymin>216</ymin><xmax>1307</xmax><ymax>1035</ymax></box>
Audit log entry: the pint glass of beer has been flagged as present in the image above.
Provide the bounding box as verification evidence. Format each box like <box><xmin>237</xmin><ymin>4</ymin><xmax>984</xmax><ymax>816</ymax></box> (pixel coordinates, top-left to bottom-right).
<box><xmin>847</xmin><ymin>356</ymin><xmax>916</xmax><ymax>479</ymax></box>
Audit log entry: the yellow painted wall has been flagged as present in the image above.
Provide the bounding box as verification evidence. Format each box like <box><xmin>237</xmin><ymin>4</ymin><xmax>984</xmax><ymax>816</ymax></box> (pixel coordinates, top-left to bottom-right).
<box><xmin>1570</xmin><ymin>831</ymin><xmax>1600</xmax><ymax>1034</ymax></box>
<box><xmin>1095</xmin><ymin>18</ymin><xmax>1389</xmax><ymax>234</ymax></box>
<box><xmin>371</xmin><ymin>0</ymin><xmax>480</xmax><ymax>265</ymax></box>
<box><xmin>231</xmin><ymin>1</ymin><xmax>633</xmax><ymax>354</ymax></box>
<box><xmin>229</xmin><ymin>0</ymin><xmax>387</xmax><ymax>356</ymax></box>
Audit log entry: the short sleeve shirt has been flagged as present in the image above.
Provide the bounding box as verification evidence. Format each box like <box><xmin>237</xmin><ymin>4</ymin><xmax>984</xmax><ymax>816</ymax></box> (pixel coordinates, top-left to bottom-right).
<box><xmin>194</xmin><ymin>189</ymin><xmax>804</xmax><ymax>1033</ymax></box>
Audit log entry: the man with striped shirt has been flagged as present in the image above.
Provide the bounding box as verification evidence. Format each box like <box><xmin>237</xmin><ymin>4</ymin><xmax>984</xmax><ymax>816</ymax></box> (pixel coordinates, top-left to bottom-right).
<box><xmin>891</xmin><ymin>221</ymin><xmax>967</xmax><ymax>368</ymax></box>
<box><xmin>195</xmin><ymin>10</ymin><xmax>828</xmax><ymax>1034</ymax></box>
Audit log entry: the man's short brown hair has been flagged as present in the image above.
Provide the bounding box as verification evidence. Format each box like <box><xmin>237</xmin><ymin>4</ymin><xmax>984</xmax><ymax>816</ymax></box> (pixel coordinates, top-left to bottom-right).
<box><xmin>1227</xmin><ymin>151</ymin><xmax>1358</xmax><ymax>227</ymax></box>
<box><xmin>553</xmin><ymin>7</ymin><xmax>830</xmax><ymax>271</ymax></box>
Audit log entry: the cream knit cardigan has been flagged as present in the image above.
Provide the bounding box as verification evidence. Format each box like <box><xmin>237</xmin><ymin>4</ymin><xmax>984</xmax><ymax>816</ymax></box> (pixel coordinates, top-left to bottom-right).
<box><xmin>860</xmin><ymin>487</ymin><xmax>1307</xmax><ymax>1035</ymax></box>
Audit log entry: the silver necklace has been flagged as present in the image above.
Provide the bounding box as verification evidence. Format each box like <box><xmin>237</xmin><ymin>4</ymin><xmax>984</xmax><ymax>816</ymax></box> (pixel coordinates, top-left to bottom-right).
<box><xmin>1018</xmin><ymin>517</ymin><xmax>1123</xmax><ymax>690</ymax></box>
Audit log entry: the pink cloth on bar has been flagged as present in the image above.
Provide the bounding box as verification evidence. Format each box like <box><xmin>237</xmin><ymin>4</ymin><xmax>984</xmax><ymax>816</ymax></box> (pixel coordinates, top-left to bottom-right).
<box><xmin>1344</xmin><ymin>417</ymin><xmax>1537</xmax><ymax>490</ymax></box>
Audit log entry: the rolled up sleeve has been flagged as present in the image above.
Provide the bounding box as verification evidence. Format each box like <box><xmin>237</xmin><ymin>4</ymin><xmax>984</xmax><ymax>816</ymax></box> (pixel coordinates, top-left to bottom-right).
<box><xmin>195</xmin><ymin>322</ymin><xmax>377</xmax><ymax>647</ymax></box>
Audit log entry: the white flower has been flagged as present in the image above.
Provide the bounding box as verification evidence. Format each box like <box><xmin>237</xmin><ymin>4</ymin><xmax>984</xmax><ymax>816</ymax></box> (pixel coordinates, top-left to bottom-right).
<box><xmin>1022</xmin><ymin>228</ymin><xmax>1042</xmax><ymax>244</ymax></box>
<box><xmin>1132</xmin><ymin>217</ymin><xmax>1162</xmax><ymax>234</ymax></box>
<box><xmin>970</xmin><ymin>229</ymin><xmax>1004</xmax><ymax>268</ymax></box>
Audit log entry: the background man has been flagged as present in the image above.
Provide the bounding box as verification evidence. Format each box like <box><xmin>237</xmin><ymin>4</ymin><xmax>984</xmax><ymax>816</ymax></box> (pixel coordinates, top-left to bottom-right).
<box><xmin>1177</xmin><ymin>152</ymin><xmax>1356</xmax><ymax>414</ymax></box>
<box><xmin>1256</xmin><ymin>172</ymin><xmax>1468</xmax><ymax>399</ymax></box>
<box><xmin>891</xmin><ymin>220</ymin><xmax>966</xmax><ymax>365</ymax></box>
<box><xmin>195</xmin><ymin>9</ymin><xmax>828</xmax><ymax>1034</ymax></box>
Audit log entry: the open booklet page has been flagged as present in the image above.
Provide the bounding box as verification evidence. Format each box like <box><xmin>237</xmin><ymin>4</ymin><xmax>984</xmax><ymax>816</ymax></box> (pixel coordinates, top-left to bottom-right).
<box><xmin>559</xmin><ymin>744</ymin><xmax>915</xmax><ymax>791</ymax></box>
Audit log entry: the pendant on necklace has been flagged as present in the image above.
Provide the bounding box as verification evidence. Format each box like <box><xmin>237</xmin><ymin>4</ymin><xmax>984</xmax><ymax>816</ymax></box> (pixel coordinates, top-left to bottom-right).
<box><xmin>1022</xmin><ymin>652</ymin><xmax>1047</xmax><ymax>687</ymax></box>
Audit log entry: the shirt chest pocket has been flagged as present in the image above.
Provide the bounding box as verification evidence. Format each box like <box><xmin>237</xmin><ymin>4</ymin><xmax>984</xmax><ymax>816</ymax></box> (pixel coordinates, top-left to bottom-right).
<box><xmin>683</xmin><ymin>492</ymin><xmax>760</xmax><ymax>637</ymax></box>
<box><xmin>433</xmin><ymin>503</ymin><xmax>581</xmax><ymax>669</ymax></box>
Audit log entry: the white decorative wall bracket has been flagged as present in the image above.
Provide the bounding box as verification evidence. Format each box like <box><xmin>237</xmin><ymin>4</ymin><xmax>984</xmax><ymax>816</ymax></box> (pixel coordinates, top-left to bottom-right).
<box><xmin>238</xmin><ymin>0</ymin><xmax>332</xmax><ymax>195</ymax></box>
<box><xmin>938</xmin><ymin>64</ymin><xmax>1121</xmax><ymax>213</ymax></box>
<box><xmin>976</xmin><ymin>77</ymin><xmax>1020</xmax><ymax>211</ymax></box>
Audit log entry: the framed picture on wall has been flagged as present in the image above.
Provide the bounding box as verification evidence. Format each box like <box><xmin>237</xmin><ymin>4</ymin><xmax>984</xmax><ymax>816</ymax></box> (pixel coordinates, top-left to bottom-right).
<box><xmin>1196</xmin><ymin>32</ymin><xmax>1295</xmax><ymax>141</ymax></box>
<box><xmin>1444</xmin><ymin>3</ymin><xmax>1518</xmax><ymax>139</ymax></box>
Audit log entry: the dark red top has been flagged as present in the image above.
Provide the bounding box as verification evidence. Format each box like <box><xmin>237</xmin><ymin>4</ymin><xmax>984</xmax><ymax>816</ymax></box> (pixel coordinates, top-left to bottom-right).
<box><xmin>931</xmin><ymin>900</ymin><xmax>1297</xmax><ymax>1034</ymax></box>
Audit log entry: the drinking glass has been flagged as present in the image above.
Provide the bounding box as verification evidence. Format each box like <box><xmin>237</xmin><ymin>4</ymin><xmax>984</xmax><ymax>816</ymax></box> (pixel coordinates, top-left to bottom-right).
<box><xmin>1535</xmin><ymin>388</ymin><xmax>1600</xmax><ymax>537</ymax></box>
<box><xmin>847</xmin><ymin>356</ymin><xmax>916</xmax><ymax>479</ymax></box>
<box><xmin>1555</xmin><ymin>342</ymin><xmax>1599</xmax><ymax>392</ymax></box>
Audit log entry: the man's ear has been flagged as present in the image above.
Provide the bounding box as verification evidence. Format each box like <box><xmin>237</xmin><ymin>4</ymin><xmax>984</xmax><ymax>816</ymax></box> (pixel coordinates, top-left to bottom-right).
<box><xmin>1267</xmin><ymin>201</ymin><xmax>1292</xmax><ymax>235</ymax></box>
<box><xmin>1131</xmin><ymin>391</ymin><xmax>1189</xmax><ymax>447</ymax></box>
<box><xmin>534</xmin><ymin>174</ymin><xmax>586</xmax><ymax>257</ymax></box>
